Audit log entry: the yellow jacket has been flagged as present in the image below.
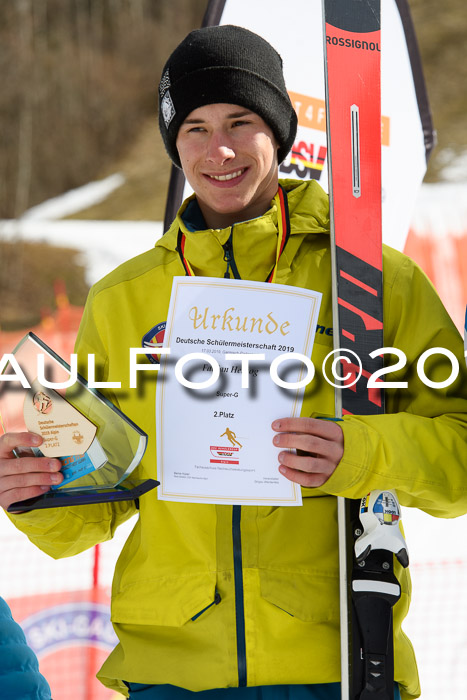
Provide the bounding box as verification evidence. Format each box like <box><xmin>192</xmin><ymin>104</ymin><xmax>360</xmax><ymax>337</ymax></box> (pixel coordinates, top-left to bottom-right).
<box><xmin>9</xmin><ymin>180</ymin><xmax>467</xmax><ymax>699</ymax></box>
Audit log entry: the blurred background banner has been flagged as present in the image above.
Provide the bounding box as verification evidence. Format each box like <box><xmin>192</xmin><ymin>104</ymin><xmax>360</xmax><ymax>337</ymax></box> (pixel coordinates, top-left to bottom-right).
<box><xmin>0</xmin><ymin>1</ymin><xmax>466</xmax><ymax>699</ymax></box>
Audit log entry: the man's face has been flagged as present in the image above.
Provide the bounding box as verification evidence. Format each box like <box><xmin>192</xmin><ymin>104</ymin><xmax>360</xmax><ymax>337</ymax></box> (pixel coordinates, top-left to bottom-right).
<box><xmin>176</xmin><ymin>103</ymin><xmax>279</xmax><ymax>229</ymax></box>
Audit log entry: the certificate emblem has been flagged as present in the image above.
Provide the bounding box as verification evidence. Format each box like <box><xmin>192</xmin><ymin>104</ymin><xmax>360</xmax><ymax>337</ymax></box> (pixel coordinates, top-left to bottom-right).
<box><xmin>210</xmin><ymin>446</ymin><xmax>240</xmax><ymax>466</ymax></box>
<box><xmin>210</xmin><ymin>429</ymin><xmax>243</xmax><ymax>465</ymax></box>
<box><xmin>221</xmin><ymin>428</ymin><xmax>241</xmax><ymax>447</ymax></box>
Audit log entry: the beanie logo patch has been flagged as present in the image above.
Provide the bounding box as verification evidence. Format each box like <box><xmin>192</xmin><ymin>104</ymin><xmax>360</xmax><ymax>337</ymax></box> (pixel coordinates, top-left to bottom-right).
<box><xmin>159</xmin><ymin>69</ymin><xmax>171</xmax><ymax>97</ymax></box>
<box><xmin>161</xmin><ymin>91</ymin><xmax>176</xmax><ymax>128</ymax></box>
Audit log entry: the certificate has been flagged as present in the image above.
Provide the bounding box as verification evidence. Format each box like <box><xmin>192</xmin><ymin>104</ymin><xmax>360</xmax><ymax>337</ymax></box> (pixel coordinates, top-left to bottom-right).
<box><xmin>156</xmin><ymin>278</ymin><xmax>322</xmax><ymax>506</ymax></box>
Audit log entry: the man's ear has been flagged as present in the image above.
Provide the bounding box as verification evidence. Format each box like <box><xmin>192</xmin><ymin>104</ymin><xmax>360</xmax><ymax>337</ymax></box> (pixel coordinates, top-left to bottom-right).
<box><xmin>274</xmin><ymin>138</ymin><xmax>280</xmax><ymax>165</ymax></box>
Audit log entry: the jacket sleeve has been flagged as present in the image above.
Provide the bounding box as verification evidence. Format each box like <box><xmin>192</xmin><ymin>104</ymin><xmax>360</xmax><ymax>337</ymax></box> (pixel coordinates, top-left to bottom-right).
<box><xmin>323</xmin><ymin>254</ymin><xmax>467</xmax><ymax>517</ymax></box>
<box><xmin>6</xmin><ymin>288</ymin><xmax>137</xmax><ymax>558</ymax></box>
<box><xmin>0</xmin><ymin>597</ymin><xmax>52</xmax><ymax>699</ymax></box>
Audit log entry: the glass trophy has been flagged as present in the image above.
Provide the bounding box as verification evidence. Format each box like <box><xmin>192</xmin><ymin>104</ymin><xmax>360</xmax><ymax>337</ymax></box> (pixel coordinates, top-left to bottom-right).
<box><xmin>0</xmin><ymin>333</ymin><xmax>158</xmax><ymax>512</ymax></box>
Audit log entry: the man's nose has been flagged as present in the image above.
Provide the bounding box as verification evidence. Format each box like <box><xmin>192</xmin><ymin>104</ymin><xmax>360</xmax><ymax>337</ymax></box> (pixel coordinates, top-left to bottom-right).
<box><xmin>206</xmin><ymin>132</ymin><xmax>235</xmax><ymax>164</ymax></box>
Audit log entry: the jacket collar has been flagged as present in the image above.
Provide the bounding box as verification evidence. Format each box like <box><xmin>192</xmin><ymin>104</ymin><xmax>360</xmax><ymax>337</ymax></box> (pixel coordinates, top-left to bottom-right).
<box><xmin>156</xmin><ymin>179</ymin><xmax>330</xmax><ymax>281</ymax></box>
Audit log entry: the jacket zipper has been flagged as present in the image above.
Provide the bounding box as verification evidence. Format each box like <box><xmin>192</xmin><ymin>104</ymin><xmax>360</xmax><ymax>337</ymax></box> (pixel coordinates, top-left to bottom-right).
<box><xmin>223</xmin><ymin>230</ymin><xmax>247</xmax><ymax>686</ymax></box>
<box><xmin>191</xmin><ymin>590</ymin><xmax>221</xmax><ymax>621</ymax></box>
<box><xmin>232</xmin><ymin>505</ymin><xmax>247</xmax><ymax>686</ymax></box>
<box><xmin>222</xmin><ymin>226</ymin><xmax>241</xmax><ymax>280</ymax></box>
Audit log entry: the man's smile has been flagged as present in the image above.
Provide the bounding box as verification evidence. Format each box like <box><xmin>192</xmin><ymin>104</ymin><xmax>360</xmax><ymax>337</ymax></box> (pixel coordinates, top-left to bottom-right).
<box><xmin>205</xmin><ymin>168</ymin><xmax>247</xmax><ymax>182</ymax></box>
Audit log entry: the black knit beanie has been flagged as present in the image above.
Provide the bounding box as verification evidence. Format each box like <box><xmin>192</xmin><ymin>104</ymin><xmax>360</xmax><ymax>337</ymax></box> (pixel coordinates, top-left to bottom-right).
<box><xmin>158</xmin><ymin>25</ymin><xmax>298</xmax><ymax>168</ymax></box>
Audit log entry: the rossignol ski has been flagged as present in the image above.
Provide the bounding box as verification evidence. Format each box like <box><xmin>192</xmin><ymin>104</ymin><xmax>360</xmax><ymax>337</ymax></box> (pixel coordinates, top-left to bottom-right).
<box><xmin>322</xmin><ymin>2</ymin><xmax>409</xmax><ymax>699</ymax></box>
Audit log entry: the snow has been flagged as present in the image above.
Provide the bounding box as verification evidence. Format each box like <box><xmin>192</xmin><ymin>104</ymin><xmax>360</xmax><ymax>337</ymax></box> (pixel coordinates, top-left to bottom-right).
<box><xmin>410</xmin><ymin>181</ymin><xmax>467</xmax><ymax>239</ymax></box>
<box><xmin>0</xmin><ymin>172</ymin><xmax>164</xmax><ymax>283</ymax></box>
<box><xmin>20</xmin><ymin>174</ymin><xmax>126</xmax><ymax>221</ymax></box>
<box><xmin>402</xmin><ymin>506</ymin><xmax>467</xmax><ymax>563</ymax></box>
<box><xmin>438</xmin><ymin>147</ymin><xmax>467</xmax><ymax>184</ymax></box>
<box><xmin>0</xmin><ymin>218</ymin><xmax>164</xmax><ymax>285</ymax></box>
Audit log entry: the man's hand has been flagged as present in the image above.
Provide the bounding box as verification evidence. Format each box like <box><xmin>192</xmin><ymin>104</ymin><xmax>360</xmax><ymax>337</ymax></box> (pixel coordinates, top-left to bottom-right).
<box><xmin>272</xmin><ymin>417</ymin><xmax>344</xmax><ymax>488</ymax></box>
<box><xmin>0</xmin><ymin>432</ymin><xmax>63</xmax><ymax>510</ymax></box>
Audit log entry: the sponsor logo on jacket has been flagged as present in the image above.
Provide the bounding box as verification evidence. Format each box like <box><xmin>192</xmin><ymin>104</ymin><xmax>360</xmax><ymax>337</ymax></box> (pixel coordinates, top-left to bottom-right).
<box><xmin>142</xmin><ymin>322</ymin><xmax>166</xmax><ymax>364</ymax></box>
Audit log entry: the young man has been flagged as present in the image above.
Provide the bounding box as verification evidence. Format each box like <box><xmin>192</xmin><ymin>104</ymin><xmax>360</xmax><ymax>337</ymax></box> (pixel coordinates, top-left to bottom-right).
<box><xmin>1</xmin><ymin>25</ymin><xmax>467</xmax><ymax>700</ymax></box>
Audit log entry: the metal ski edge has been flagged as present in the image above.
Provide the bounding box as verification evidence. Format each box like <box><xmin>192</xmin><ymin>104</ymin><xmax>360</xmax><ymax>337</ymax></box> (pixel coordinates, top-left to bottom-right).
<box><xmin>321</xmin><ymin>4</ymin><xmax>350</xmax><ymax>698</ymax></box>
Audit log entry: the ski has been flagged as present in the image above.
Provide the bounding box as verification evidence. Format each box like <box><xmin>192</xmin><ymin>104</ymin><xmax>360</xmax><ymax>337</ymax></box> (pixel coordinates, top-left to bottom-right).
<box><xmin>322</xmin><ymin>1</ymin><xmax>408</xmax><ymax>698</ymax></box>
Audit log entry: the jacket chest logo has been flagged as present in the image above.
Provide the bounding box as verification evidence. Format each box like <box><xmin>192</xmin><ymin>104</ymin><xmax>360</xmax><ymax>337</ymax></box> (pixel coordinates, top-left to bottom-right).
<box><xmin>142</xmin><ymin>322</ymin><xmax>166</xmax><ymax>364</ymax></box>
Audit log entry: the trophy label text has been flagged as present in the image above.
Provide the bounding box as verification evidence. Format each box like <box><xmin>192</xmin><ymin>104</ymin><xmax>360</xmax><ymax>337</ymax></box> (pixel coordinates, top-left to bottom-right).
<box><xmin>23</xmin><ymin>379</ymin><xmax>97</xmax><ymax>457</ymax></box>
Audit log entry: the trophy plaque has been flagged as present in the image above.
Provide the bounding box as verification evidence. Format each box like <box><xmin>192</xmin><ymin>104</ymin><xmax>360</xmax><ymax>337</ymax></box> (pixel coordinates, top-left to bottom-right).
<box><xmin>0</xmin><ymin>333</ymin><xmax>157</xmax><ymax>512</ymax></box>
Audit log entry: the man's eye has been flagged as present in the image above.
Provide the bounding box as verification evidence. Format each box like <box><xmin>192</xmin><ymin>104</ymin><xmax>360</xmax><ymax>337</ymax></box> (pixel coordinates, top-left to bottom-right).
<box><xmin>232</xmin><ymin>120</ymin><xmax>249</xmax><ymax>127</ymax></box>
